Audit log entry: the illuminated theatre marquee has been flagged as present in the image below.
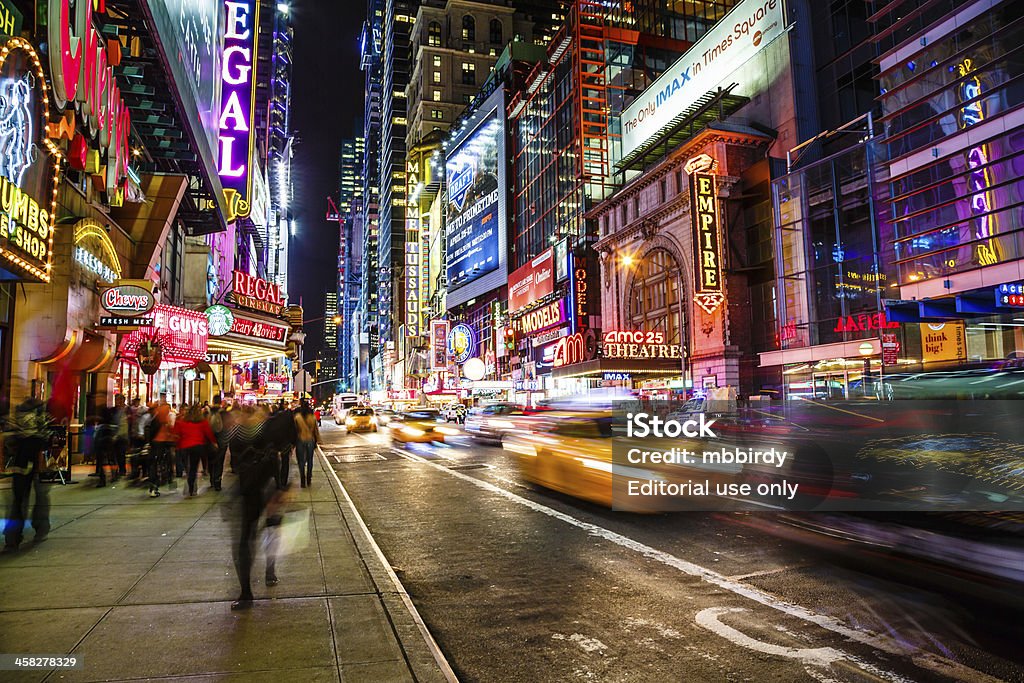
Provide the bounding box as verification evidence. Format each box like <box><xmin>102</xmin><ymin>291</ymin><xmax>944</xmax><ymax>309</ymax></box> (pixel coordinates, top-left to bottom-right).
<box><xmin>232</xmin><ymin>270</ymin><xmax>285</xmax><ymax>315</ymax></box>
<box><xmin>690</xmin><ymin>162</ymin><xmax>724</xmax><ymax>315</ymax></box>
<box><xmin>0</xmin><ymin>37</ymin><xmax>63</xmax><ymax>283</ymax></box>
<box><xmin>218</xmin><ymin>0</ymin><xmax>260</xmax><ymax>222</ymax></box>
<box><xmin>602</xmin><ymin>330</ymin><xmax>683</xmax><ymax>360</ymax></box>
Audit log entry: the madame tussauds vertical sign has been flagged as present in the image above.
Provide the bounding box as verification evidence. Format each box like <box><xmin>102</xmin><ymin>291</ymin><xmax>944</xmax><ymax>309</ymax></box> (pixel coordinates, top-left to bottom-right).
<box><xmin>218</xmin><ymin>0</ymin><xmax>259</xmax><ymax>222</ymax></box>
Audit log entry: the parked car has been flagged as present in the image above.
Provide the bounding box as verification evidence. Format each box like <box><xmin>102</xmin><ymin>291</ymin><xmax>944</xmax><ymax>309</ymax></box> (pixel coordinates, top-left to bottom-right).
<box><xmin>344</xmin><ymin>406</ymin><xmax>377</xmax><ymax>432</ymax></box>
<box><xmin>464</xmin><ymin>402</ymin><xmax>527</xmax><ymax>443</ymax></box>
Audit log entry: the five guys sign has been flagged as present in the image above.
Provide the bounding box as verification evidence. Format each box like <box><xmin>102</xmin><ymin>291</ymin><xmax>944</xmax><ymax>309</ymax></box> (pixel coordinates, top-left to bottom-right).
<box><xmin>218</xmin><ymin>0</ymin><xmax>259</xmax><ymax>221</ymax></box>
<box><xmin>232</xmin><ymin>270</ymin><xmax>285</xmax><ymax>315</ymax></box>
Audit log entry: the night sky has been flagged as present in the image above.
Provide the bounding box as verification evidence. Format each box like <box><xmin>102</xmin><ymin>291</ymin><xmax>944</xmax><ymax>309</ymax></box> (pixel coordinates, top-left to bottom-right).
<box><xmin>289</xmin><ymin>1</ymin><xmax>367</xmax><ymax>359</ymax></box>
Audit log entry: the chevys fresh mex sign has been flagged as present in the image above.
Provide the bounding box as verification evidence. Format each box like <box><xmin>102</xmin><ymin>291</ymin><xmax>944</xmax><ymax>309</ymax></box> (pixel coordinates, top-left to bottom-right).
<box><xmin>218</xmin><ymin>0</ymin><xmax>259</xmax><ymax>221</ymax></box>
<box><xmin>48</xmin><ymin>0</ymin><xmax>133</xmax><ymax>196</ymax></box>
<box><xmin>602</xmin><ymin>330</ymin><xmax>683</xmax><ymax>360</ymax></box>
<box><xmin>232</xmin><ymin>270</ymin><xmax>285</xmax><ymax>314</ymax></box>
<box><xmin>101</xmin><ymin>282</ymin><xmax>155</xmax><ymax>315</ymax></box>
<box><xmin>620</xmin><ymin>0</ymin><xmax>783</xmax><ymax>160</ymax></box>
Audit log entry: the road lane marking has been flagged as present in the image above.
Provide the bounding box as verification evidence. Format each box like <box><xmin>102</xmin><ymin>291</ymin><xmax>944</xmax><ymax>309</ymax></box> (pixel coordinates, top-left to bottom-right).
<box><xmin>797</xmin><ymin>399</ymin><xmax>886</xmax><ymax>423</ymax></box>
<box><xmin>696</xmin><ymin>607</ymin><xmax>912</xmax><ymax>682</ymax></box>
<box><xmin>317</xmin><ymin>446</ymin><xmax>459</xmax><ymax>683</ymax></box>
<box><xmin>399</xmin><ymin>452</ymin><xmax>1000</xmax><ymax>683</ymax></box>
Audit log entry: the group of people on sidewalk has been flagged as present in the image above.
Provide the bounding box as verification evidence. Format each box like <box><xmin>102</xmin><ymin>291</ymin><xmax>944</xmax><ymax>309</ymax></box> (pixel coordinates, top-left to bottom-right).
<box><xmin>3</xmin><ymin>395</ymin><xmax>324</xmax><ymax>610</ymax></box>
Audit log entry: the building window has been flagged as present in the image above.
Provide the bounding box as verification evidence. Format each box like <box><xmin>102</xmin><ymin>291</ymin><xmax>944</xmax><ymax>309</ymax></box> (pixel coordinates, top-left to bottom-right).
<box><xmin>462</xmin><ymin>15</ymin><xmax>475</xmax><ymax>41</ymax></box>
<box><xmin>676</xmin><ymin>169</ymin><xmax>683</xmax><ymax>194</ymax></box>
<box><xmin>431</xmin><ymin>109</ymin><xmax>444</xmax><ymax>120</ymax></box>
<box><xmin>629</xmin><ymin>248</ymin><xmax>684</xmax><ymax>345</ymax></box>
<box><xmin>433</xmin><ymin>55</ymin><xmax>442</xmax><ymax>67</ymax></box>
<box><xmin>659</xmin><ymin>178</ymin><xmax>667</xmax><ymax>203</ymax></box>
<box><xmin>489</xmin><ymin>18</ymin><xmax>502</xmax><ymax>44</ymax></box>
<box><xmin>433</xmin><ymin>90</ymin><xmax>441</xmax><ymax>102</ymax></box>
<box><xmin>428</xmin><ymin>21</ymin><xmax>441</xmax><ymax>47</ymax></box>
<box><xmin>433</xmin><ymin>71</ymin><xmax>441</xmax><ymax>83</ymax></box>
<box><xmin>462</xmin><ymin>62</ymin><xmax>476</xmax><ymax>85</ymax></box>
<box><xmin>633</xmin><ymin>196</ymin><xmax>640</xmax><ymax>218</ymax></box>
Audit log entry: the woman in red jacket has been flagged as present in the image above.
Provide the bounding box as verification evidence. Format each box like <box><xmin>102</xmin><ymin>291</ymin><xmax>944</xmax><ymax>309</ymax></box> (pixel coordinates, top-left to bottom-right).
<box><xmin>174</xmin><ymin>405</ymin><xmax>217</xmax><ymax>496</ymax></box>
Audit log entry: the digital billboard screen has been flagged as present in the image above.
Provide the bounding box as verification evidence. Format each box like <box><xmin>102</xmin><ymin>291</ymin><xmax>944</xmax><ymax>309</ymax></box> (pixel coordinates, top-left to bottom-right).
<box><xmin>445</xmin><ymin>89</ymin><xmax>508</xmax><ymax>308</ymax></box>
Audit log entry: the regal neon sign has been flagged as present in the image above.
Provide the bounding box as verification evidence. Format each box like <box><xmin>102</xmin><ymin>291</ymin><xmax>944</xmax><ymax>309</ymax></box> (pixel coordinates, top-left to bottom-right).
<box><xmin>232</xmin><ymin>270</ymin><xmax>285</xmax><ymax>314</ymax></box>
<box><xmin>218</xmin><ymin>0</ymin><xmax>260</xmax><ymax>222</ymax></box>
<box><xmin>47</xmin><ymin>0</ymin><xmax>132</xmax><ymax>196</ymax></box>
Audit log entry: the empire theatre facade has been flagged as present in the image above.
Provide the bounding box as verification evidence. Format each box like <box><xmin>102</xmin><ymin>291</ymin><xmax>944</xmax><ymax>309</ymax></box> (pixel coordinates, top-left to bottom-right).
<box><xmin>587</xmin><ymin>0</ymin><xmax>795</xmax><ymax>398</ymax></box>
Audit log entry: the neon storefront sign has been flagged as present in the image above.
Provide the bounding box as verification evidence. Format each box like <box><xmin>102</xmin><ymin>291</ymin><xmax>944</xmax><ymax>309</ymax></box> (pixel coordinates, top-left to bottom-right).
<box><xmin>232</xmin><ymin>270</ymin><xmax>285</xmax><ymax>314</ymax></box>
<box><xmin>218</xmin><ymin>0</ymin><xmax>259</xmax><ymax>221</ymax></box>
<box><xmin>834</xmin><ymin>312</ymin><xmax>899</xmax><ymax>334</ymax></box>
<box><xmin>121</xmin><ymin>305</ymin><xmax>209</xmax><ymax>365</ymax></box>
<box><xmin>448</xmin><ymin>323</ymin><xmax>476</xmax><ymax>364</ymax></box>
<box><xmin>0</xmin><ymin>37</ymin><xmax>63</xmax><ymax>283</ymax></box>
<box><xmin>602</xmin><ymin>329</ymin><xmax>683</xmax><ymax>360</ymax></box>
<box><xmin>47</xmin><ymin>0</ymin><xmax>132</xmax><ymax>196</ymax></box>
<box><xmin>517</xmin><ymin>298</ymin><xmax>566</xmax><ymax>335</ymax></box>
<box><xmin>690</xmin><ymin>160</ymin><xmax>725</xmax><ymax>315</ymax></box>
<box><xmin>958</xmin><ymin>58</ymin><xmax>1001</xmax><ymax>266</ymax></box>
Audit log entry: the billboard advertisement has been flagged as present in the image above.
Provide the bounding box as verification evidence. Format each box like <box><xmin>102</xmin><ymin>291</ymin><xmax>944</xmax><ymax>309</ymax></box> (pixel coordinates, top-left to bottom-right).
<box><xmin>619</xmin><ymin>0</ymin><xmax>784</xmax><ymax>161</ymax></box>
<box><xmin>509</xmin><ymin>248</ymin><xmax>554</xmax><ymax>313</ymax></box>
<box><xmin>445</xmin><ymin>88</ymin><xmax>508</xmax><ymax>308</ymax></box>
<box><xmin>142</xmin><ymin>0</ymin><xmax>226</xmax><ymax>214</ymax></box>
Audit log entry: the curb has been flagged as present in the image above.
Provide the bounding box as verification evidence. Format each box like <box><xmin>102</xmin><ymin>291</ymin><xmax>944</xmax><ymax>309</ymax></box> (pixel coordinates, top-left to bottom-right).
<box><xmin>316</xmin><ymin>446</ymin><xmax>459</xmax><ymax>683</ymax></box>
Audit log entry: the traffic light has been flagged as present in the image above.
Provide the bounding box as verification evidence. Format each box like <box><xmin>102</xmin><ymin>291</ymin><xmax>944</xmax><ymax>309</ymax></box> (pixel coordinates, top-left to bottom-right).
<box><xmin>504</xmin><ymin>326</ymin><xmax>515</xmax><ymax>351</ymax></box>
<box><xmin>315</xmin><ymin>360</ymin><xmax>321</xmax><ymax>375</ymax></box>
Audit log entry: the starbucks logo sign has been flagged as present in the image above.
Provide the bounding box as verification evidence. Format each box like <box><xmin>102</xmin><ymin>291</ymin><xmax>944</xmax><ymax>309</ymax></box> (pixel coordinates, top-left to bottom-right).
<box><xmin>205</xmin><ymin>305</ymin><xmax>235</xmax><ymax>337</ymax></box>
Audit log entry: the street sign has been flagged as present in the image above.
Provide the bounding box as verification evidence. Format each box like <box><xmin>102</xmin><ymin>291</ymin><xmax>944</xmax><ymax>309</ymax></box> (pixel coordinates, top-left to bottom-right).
<box><xmin>293</xmin><ymin>369</ymin><xmax>313</xmax><ymax>394</ymax></box>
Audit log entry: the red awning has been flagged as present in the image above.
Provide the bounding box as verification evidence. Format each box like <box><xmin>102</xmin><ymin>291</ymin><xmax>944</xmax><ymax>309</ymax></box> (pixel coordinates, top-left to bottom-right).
<box><xmin>34</xmin><ymin>330</ymin><xmax>115</xmax><ymax>373</ymax></box>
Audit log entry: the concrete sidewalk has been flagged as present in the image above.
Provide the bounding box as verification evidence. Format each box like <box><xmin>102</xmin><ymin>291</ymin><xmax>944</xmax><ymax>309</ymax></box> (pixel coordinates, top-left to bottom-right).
<box><xmin>0</xmin><ymin>451</ymin><xmax>452</xmax><ymax>683</ymax></box>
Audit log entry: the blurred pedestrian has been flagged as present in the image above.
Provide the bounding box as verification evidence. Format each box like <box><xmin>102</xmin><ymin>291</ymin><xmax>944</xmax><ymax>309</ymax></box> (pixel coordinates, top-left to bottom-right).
<box><xmin>293</xmin><ymin>400</ymin><xmax>320</xmax><ymax>488</ymax></box>
<box><xmin>3</xmin><ymin>398</ymin><xmax>53</xmax><ymax>550</ymax></box>
<box><xmin>175</xmin><ymin>405</ymin><xmax>217</xmax><ymax>497</ymax></box>
<box><xmin>147</xmin><ymin>402</ymin><xmax>175</xmax><ymax>498</ymax></box>
<box><xmin>267</xmin><ymin>405</ymin><xmax>298</xmax><ymax>490</ymax></box>
<box><xmin>93</xmin><ymin>407</ymin><xmax>117</xmax><ymax>488</ymax></box>
<box><xmin>207</xmin><ymin>397</ymin><xmax>231</xmax><ymax>491</ymax></box>
<box><xmin>130</xmin><ymin>398</ymin><xmax>149</xmax><ymax>480</ymax></box>
<box><xmin>229</xmin><ymin>406</ymin><xmax>279</xmax><ymax>609</ymax></box>
<box><xmin>113</xmin><ymin>395</ymin><xmax>129</xmax><ymax>479</ymax></box>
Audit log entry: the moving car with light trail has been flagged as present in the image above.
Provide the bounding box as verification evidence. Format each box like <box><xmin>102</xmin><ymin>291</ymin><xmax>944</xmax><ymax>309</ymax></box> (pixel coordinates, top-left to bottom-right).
<box><xmin>390</xmin><ymin>409</ymin><xmax>459</xmax><ymax>445</ymax></box>
<box><xmin>344</xmin><ymin>406</ymin><xmax>378</xmax><ymax>432</ymax></box>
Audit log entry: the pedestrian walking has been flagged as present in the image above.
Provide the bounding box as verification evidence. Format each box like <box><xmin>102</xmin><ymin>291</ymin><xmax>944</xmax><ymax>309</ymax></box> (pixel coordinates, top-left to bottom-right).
<box><xmin>293</xmin><ymin>400</ymin><xmax>320</xmax><ymax>488</ymax></box>
<box><xmin>207</xmin><ymin>396</ymin><xmax>230</xmax><ymax>491</ymax></box>
<box><xmin>269</xmin><ymin>406</ymin><xmax>298</xmax><ymax>490</ymax></box>
<box><xmin>228</xmin><ymin>406</ymin><xmax>279</xmax><ymax>609</ymax></box>
<box><xmin>130</xmin><ymin>398</ymin><xmax>149</xmax><ymax>480</ymax></box>
<box><xmin>93</xmin><ymin>407</ymin><xmax>117</xmax><ymax>488</ymax></box>
<box><xmin>174</xmin><ymin>404</ymin><xmax>217</xmax><ymax>497</ymax></box>
<box><xmin>2</xmin><ymin>398</ymin><xmax>53</xmax><ymax>550</ymax></box>
<box><xmin>147</xmin><ymin>402</ymin><xmax>175</xmax><ymax>498</ymax></box>
<box><xmin>113</xmin><ymin>395</ymin><xmax>130</xmax><ymax>479</ymax></box>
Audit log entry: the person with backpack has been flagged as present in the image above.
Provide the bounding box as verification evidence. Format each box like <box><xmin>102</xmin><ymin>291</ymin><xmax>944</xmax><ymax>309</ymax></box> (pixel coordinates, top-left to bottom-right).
<box><xmin>293</xmin><ymin>400</ymin><xmax>320</xmax><ymax>488</ymax></box>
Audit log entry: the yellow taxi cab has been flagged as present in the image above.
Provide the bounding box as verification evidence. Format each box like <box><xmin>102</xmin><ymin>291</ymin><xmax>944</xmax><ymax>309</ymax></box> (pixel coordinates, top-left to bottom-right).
<box><xmin>344</xmin><ymin>406</ymin><xmax>378</xmax><ymax>432</ymax></box>
<box><xmin>390</xmin><ymin>408</ymin><xmax>459</xmax><ymax>445</ymax></box>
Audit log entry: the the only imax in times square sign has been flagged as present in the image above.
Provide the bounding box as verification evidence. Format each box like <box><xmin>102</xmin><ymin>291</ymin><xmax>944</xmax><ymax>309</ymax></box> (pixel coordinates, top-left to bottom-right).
<box><xmin>445</xmin><ymin>89</ymin><xmax>509</xmax><ymax>308</ymax></box>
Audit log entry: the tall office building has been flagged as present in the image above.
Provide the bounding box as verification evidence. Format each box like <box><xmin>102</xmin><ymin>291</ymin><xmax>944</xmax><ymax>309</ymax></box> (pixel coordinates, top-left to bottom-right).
<box><xmin>358</xmin><ymin>0</ymin><xmax>385</xmax><ymax>395</ymax></box>
<box><xmin>266</xmin><ymin>3</ymin><xmax>295</xmax><ymax>292</ymax></box>
<box><xmin>374</xmin><ymin>0</ymin><xmax>414</xmax><ymax>391</ymax></box>
<box><xmin>338</xmin><ymin>135</ymin><xmax>366</xmax><ymax>391</ymax></box>
<box><xmin>324</xmin><ymin>292</ymin><xmax>339</xmax><ymax>351</ymax></box>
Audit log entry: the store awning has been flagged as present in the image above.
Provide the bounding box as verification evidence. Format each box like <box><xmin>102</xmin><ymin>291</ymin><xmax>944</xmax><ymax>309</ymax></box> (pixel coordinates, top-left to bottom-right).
<box><xmin>34</xmin><ymin>330</ymin><xmax>115</xmax><ymax>373</ymax></box>
<box><xmin>206</xmin><ymin>336</ymin><xmax>287</xmax><ymax>363</ymax></box>
<box><xmin>551</xmin><ymin>358</ymin><xmax>684</xmax><ymax>379</ymax></box>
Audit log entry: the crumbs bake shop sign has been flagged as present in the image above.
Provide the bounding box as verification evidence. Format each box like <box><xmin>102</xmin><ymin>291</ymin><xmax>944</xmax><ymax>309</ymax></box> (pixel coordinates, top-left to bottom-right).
<box><xmin>0</xmin><ymin>37</ymin><xmax>63</xmax><ymax>283</ymax></box>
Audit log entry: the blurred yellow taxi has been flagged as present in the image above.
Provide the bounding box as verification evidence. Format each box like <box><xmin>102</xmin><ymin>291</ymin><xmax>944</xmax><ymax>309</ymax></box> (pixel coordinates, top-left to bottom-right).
<box><xmin>391</xmin><ymin>409</ymin><xmax>458</xmax><ymax>445</ymax></box>
<box><xmin>344</xmin><ymin>407</ymin><xmax>378</xmax><ymax>432</ymax></box>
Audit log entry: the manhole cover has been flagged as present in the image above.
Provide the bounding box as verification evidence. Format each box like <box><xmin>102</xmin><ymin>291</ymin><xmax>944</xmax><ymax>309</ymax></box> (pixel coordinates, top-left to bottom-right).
<box><xmin>447</xmin><ymin>463</ymin><xmax>492</xmax><ymax>471</ymax></box>
<box><xmin>332</xmin><ymin>452</ymin><xmax>386</xmax><ymax>463</ymax></box>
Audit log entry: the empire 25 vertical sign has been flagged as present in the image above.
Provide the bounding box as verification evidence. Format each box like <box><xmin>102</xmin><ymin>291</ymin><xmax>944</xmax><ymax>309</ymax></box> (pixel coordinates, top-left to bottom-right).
<box><xmin>219</xmin><ymin>0</ymin><xmax>259</xmax><ymax>222</ymax></box>
<box><xmin>689</xmin><ymin>162</ymin><xmax>725</xmax><ymax>315</ymax></box>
